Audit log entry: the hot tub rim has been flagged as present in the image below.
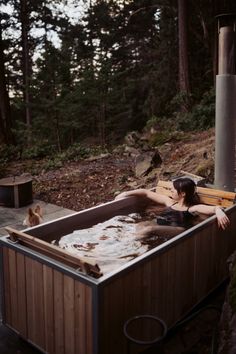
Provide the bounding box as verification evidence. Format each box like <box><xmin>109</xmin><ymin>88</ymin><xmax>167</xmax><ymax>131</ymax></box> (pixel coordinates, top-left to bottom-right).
<box><xmin>1</xmin><ymin>203</ymin><xmax>234</xmax><ymax>287</ymax></box>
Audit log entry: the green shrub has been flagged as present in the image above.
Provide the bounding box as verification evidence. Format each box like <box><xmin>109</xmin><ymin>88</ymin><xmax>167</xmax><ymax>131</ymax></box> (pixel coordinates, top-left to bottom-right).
<box><xmin>0</xmin><ymin>144</ymin><xmax>21</xmax><ymax>163</ymax></box>
<box><xmin>144</xmin><ymin>115</ymin><xmax>187</xmax><ymax>146</ymax></box>
<box><xmin>176</xmin><ymin>89</ymin><xmax>215</xmax><ymax>131</ymax></box>
<box><xmin>41</xmin><ymin>158</ymin><xmax>64</xmax><ymax>171</ymax></box>
<box><xmin>35</xmin><ymin>143</ymin><xmax>109</xmax><ymax>172</ymax></box>
<box><xmin>56</xmin><ymin>143</ymin><xmax>109</xmax><ymax>162</ymax></box>
<box><xmin>21</xmin><ymin>144</ymin><xmax>56</xmax><ymax>159</ymax></box>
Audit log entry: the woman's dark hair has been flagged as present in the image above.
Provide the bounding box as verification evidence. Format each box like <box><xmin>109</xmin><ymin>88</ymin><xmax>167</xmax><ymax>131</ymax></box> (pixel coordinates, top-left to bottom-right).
<box><xmin>173</xmin><ymin>178</ymin><xmax>199</xmax><ymax>206</ymax></box>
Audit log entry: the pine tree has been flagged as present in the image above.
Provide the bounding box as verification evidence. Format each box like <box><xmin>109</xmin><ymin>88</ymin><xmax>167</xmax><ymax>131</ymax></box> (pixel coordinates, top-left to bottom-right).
<box><xmin>0</xmin><ymin>10</ymin><xmax>14</xmax><ymax>144</ymax></box>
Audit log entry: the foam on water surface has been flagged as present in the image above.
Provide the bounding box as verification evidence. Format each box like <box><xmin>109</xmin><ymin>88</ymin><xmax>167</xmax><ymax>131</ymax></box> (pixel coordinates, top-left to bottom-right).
<box><xmin>56</xmin><ymin>214</ymin><xmax>149</xmax><ymax>274</ymax></box>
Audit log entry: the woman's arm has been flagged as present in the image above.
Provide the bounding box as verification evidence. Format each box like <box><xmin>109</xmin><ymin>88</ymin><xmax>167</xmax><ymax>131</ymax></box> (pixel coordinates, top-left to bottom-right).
<box><xmin>189</xmin><ymin>204</ymin><xmax>230</xmax><ymax>230</ymax></box>
<box><xmin>115</xmin><ymin>189</ymin><xmax>172</xmax><ymax>206</ymax></box>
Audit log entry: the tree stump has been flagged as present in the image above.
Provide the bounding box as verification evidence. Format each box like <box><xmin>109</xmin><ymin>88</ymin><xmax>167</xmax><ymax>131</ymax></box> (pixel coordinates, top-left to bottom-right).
<box><xmin>0</xmin><ymin>176</ymin><xmax>33</xmax><ymax>208</ymax></box>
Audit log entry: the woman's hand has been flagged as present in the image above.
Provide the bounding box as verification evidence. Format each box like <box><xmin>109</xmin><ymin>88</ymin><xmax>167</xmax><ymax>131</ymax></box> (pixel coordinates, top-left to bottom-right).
<box><xmin>114</xmin><ymin>191</ymin><xmax>129</xmax><ymax>200</ymax></box>
<box><xmin>190</xmin><ymin>204</ymin><xmax>230</xmax><ymax>230</ymax></box>
<box><xmin>114</xmin><ymin>189</ymin><xmax>148</xmax><ymax>200</ymax></box>
<box><xmin>215</xmin><ymin>207</ymin><xmax>230</xmax><ymax>230</ymax></box>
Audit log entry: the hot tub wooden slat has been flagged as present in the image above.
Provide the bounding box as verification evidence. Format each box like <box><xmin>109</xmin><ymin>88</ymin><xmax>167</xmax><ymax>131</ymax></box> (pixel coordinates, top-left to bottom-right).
<box><xmin>4</xmin><ymin>248</ymin><xmax>28</xmax><ymax>336</ymax></box>
<box><xmin>16</xmin><ymin>252</ymin><xmax>27</xmax><ymax>337</ymax></box>
<box><xmin>8</xmin><ymin>249</ymin><xmax>18</xmax><ymax>330</ymax></box>
<box><xmin>194</xmin><ymin>225</ymin><xmax>224</xmax><ymax>300</ymax></box>
<box><xmin>25</xmin><ymin>258</ymin><xmax>46</xmax><ymax>348</ymax></box>
<box><xmin>34</xmin><ymin>261</ymin><xmax>46</xmax><ymax>348</ymax></box>
<box><xmin>101</xmin><ymin>276</ymin><xmax>125</xmax><ymax>354</ymax></box>
<box><xmin>34</xmin><ymin>260</ymin><xmax>44</xmax><ymax>346</ymax></box>
<box><xmin>211</xmin><ymin>224</ymin><xmax>226</xmax><ymax>283</ymax></box>
<box><xmin>141</xmin><ymin>261</ymin><xmax>152</xmax><ymax>312</ymax></box>
<box><xmin>25</xmin><ymin>257</ymin><xmax>35</xmax><ymax>341</ymax></box>
<box><xmin>54</xmin><ymin>270</ymin><xmax>64</xmax><ymax>354</ymax></box>
<box><xmin>74</xmin><ymin>280</ymin><xmax>94</xmax><ymax>354</ymax></box>
<box><xmin>3</xmin><ymin>248</ymin><xmax>11</xmax><ymax>327</ymax></box>
<box><xmin>175</xmin><ymin>237</ymin><xmax>196</xmax><ymax>316</ymax></box>
<box><xmin>217</xmin><ymin>227</ymin><xmax>230</xmax><ymax>281</ymax></box>
<box><xmin>75</xmin><ymin>281</ymin><xmax>86</xmax><ymax>354</ymax></box>
<box><xmin>85</xmin><ymin>285</ymin><xmax>93</xmax><ymax>354</ymax></box>
<box><xmin>194</xmin><ymin>228</ymin><xmax>211</xmax><ymax>299</ymax></box>
<box><xmin>151</xmin><ymin>254</ymin><xmax>166</xmax><ymax>319</ymax></box>
<box><xmin>64</xmin><ymin>275</ymin><xmax>75</xmax><ymax>354</ymax></box>
<box><xmin>43</xmin><ymin>265</ymin><xmax>55</xmax><ymax>354</ymax></box>
<box><xmin>166</xmin><ymin>247</ymin><xmax>176</xmax><ymax>324</ymax></box>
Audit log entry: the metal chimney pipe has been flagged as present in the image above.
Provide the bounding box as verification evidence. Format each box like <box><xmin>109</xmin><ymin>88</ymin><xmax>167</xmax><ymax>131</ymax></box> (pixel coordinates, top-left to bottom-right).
<box><xmin>214</xmin><ymin>14</ymin><xmax>236</xmax><ymax>191</ymax></box>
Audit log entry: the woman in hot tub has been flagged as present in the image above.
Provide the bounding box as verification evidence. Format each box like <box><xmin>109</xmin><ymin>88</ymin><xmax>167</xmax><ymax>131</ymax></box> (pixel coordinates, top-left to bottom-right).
<box><xmin>115</xmin><ymin>177</ymin><xmax>230</xmax><ymax>238</ymax></box>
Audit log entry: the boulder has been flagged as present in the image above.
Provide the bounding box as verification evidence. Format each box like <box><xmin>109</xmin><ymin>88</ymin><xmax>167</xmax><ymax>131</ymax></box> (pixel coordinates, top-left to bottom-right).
<box><xmin>124</xmin><ymin>131</ymin><xmax>142</xmax><ymax>147</ymax></box>
<box><xmin>135</xmin><ymin>150</ymin><xmax>162</xmax><ymax>177</ymax></box>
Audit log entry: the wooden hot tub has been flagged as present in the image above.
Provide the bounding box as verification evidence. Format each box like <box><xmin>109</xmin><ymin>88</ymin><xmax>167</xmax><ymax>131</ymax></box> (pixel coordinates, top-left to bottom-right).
<box><xmin>0</xmin><ymin>183</ymin><xmax>236</xmax><ymax>354</ymax></box>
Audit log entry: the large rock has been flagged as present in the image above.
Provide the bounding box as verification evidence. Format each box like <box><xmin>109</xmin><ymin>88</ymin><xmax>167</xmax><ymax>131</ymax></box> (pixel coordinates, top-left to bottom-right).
<box><xmin>124</xmin><ymin>131</ymin><xmax>150</xmax><ymax>151</ymax></box>
<box><xmin>135</xmin><ymin>150</ymin><xmax>162</xmax><ymax>177</ymax></box>
<box><xmin>124</xmin><ymin>131</ymin><xmax>141</xmax><ymax>147</ymax></box>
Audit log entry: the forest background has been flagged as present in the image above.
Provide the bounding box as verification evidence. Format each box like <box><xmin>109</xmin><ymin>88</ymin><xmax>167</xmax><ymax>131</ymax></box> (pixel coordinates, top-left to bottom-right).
<box><xmin>2</xmin><ymin>2</ymin><xmax>236</xmax><ymax>353</ymax></box>
<box><xmin>1</xmin><ymin>0</ymin><xmax>236</xmax><ymax>165</ymax></box>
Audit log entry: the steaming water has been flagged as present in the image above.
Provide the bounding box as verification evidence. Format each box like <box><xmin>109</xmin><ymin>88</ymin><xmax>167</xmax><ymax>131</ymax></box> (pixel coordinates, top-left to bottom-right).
<box><xmin>56</xmin><ymin>214</ymin><xmax>150</xmax><ymax>274</ymax></box>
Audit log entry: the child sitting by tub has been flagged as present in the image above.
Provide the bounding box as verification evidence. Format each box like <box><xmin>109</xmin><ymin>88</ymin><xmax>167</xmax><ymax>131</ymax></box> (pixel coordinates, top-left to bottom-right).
<box><xmin>115</xmin><ymin>177</ymin><xmax>230</xmax><ymax>239</ymax></box>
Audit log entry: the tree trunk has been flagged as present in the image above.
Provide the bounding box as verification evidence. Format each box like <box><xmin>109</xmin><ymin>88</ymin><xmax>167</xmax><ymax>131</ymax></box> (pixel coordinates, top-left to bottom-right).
<box><xmin>20</xmin><ymin>0</ymin><xmax>32</xmax><ymax>144</ymax></box>
<box><xmin>178</xmin><ymin>0</ymin><xmax>190</xmax><ymax>111</ymax></box>
<box><xmin>0</xmin><ymin>24</ymin><xmax>14</xmax><ymax>144</ymax></box>
<box><xmin>99</xmin><ymin>101</ymin><xmax>106</xmax><ymax>146</ymax></box>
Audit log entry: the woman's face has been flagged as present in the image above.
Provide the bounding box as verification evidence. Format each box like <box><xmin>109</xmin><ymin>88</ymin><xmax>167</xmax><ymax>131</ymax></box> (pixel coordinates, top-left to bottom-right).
<box><xmin>171</xmin><ymin>184</ymin><xmax>184</xmax><ymax>201</ymax></box>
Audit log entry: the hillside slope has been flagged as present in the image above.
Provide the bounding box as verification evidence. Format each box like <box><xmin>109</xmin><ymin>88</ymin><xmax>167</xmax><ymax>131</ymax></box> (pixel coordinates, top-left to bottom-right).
<box><xmin>2</xmin><ymin>128</ymin><xmax>216</xmax><ymax>211</ymax></box>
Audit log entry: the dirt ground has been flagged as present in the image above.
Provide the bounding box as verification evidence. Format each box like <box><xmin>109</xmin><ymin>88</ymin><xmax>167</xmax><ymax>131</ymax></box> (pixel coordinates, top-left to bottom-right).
<box><xmin>3</xmin><ymin>128</ymin><xmax>215</xmax><ymax>212</ymax></box>
<box><xmin>5</xmin><ymin>154</ymin><xmax>137</xmax><ymax>211</ymax></box>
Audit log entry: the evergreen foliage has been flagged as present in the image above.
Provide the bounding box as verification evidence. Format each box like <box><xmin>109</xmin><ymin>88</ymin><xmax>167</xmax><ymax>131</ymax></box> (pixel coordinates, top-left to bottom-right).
<box><xmin>1</xmin><ymin>0</ymin><xmax>236</xmax><ymax>154</ymax></box>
